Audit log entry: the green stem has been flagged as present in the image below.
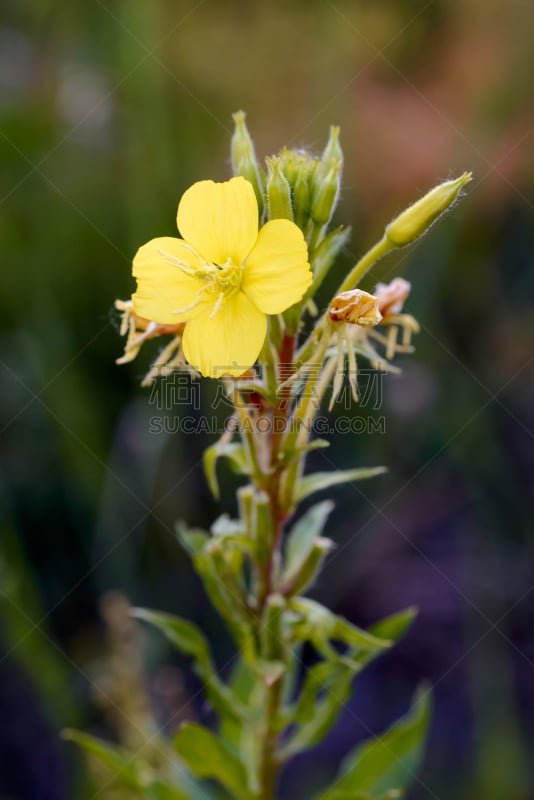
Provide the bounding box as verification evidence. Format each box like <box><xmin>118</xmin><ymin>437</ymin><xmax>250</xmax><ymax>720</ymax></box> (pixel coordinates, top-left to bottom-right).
<box><xmin>258</xmin><ymin>678</ymin><xmax>283</xmax><ymax>800</ymax></box>
<box><xmin>307</xmin><ymin>222</ymin><xmax>325</xmax><ymax>253</ymax></box>
<box><xmin>337</xmin><ymin>235</ymin><xmax>391</xmax><ymax>293</ymax></box>
<box><xmin>224</xmin><ymin>380</ymin><xmax>265</xmax><ymax>487</ymax></box>
<box><xmin>249</xmin><ymin>332</ymin><xmax>299</xmax><ymax>798</ymax></box>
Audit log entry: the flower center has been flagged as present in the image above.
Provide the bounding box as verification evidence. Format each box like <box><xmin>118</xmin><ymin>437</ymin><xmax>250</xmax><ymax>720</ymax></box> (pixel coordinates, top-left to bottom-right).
<box><xmin>158</xmin><ymin>247</ymin><xmax>243</xmax><ymax>318</ymax></box>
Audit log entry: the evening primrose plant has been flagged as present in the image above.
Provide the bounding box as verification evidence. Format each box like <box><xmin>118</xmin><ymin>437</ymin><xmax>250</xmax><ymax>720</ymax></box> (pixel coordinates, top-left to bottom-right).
<box><xmin>67</xmin><ymin>113</ymin><xmax>471</xmax><ymax>799</ymax></box>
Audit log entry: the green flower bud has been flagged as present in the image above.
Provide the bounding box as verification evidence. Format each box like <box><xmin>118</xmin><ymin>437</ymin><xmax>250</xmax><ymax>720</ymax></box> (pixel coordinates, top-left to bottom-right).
<box><xmin>310</xmin><ymin>161</ymin><xmax>341</xmax><ymax>226</ymax></box>
<box><xmin>252</xmin><ymin>489</ymin><xmax>272</xmax><ymax>565</ymax></box>
<box><xmin>231</xmin><ymin>110</ymin><xmax>265</xmax><ymax>211</ymax></box>
<box><xmin>319</xmin><ymin>125</ymin><xmax>343</xmax><ymax>175</ymax></box>
<box><xmin>385</xmin><ymin>172</ymin><xmax>472</xmax><ymax>248</ymax></box>
<box><xmin>266</xmin><ymin>156</ymin><xmax>293</xmax><ymax>221</ymax></box>
<box><xmin>237</xmin><ymin>485</ymin><xmax>254</xmax><ymax>535</ymax></box>
<box><xmin>260</xmin><ymin>594</ymin><xmax>286</xmax><ymax>663</ymax></box>
<box><xmin>280</xmin><ymin>538</ymin><xmax>333</xmax><ymax>597</ymax></box>
<box><xmin>292</xmin><ymin>169</ymin><xmax>310</xmax><ymax>229</ymax></box>
<box><xmin>278</xmin><ymin>146</ymin><xmax>297</xmax><ymax>185</ymax></box>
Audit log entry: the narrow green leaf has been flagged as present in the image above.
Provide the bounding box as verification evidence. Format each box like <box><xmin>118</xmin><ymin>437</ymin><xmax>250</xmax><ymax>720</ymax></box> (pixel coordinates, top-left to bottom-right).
<box><xmin>281</xmin><ymin>539</ymin><xmax>334</xmax><ymax>597</ymax></box>
<box><xmin>145</xmin><ymin>780</ymin><xmax>190</xmax><ymax>800</ymax></box>
<box><xmin>368</xmin><ymin>607</ymin><xmax>417</xmax><ymax>648</ymax></box>
<box><xmin>191</xmin><ymin>547</ymin><xmax>256</xmax><ymax>660</ymax></box>
<box><xmin>220</xmin><ymin>658</ymin><xmax>262</xmax><ymax>788</ymax></box>
<box><xmin>289</xmin><ymin>661</ymin><xmax>348</xmax><ymax>726</ymax></box>
<box><xmin>174</xmin><ymin>722</ymin><xmax>253</xmax><ymax>800</ymax></box>
<box><xmin>316</xmin><ymin>688</ymin><xmax>431</xmax><ymax>800</ymax></box>
<box><xmin>306</xmin><ymin>225</ymin><xmax>352</xmax><ymax>301</ymax></box>
<box><xmin>131</xmin><ymin>608</ymin><xmax>249</xmax><ymax>722</ymax></box>
<box><xmin>295</xmin><ymin>467</ymin><xmax>387</xmax><ymax>503</ymax></box>
<box><xmin>203</xmin><ymin>440</ymin><xmax>249</xmax><ymax>500</ymax></box>
<box><xmin>132</xmin><ymin>609</ymin><xmax>211</xmax><ymax>666</ymax></box>
<box><xmin>62</xmin><ymin>730</ymin><xmax>141</xmax><ymax>790</ymax></box>
<box><xmin>232</xmin><ymin>381</ymin><xmax>277</xmax><ymax>407</ymax></box>
<box><xmin>285</xmin><ymin>500</ymin><xmax>334</xmax><ymax>576</ymax></box>
<box><xmin>279</xmin><ymin>437</ymin><xmax>331</xmax><ymax>466</ymax></box>
<box><xmin>355</xmin><ymin>607</ymin><xmax>418</xmax><ymax>670</ymax></box>
<box><xmin>290</xmin><ymin>599</ymin><xmax>392</xmax><ymax>659</ymax></box>
<box><xmin>280</xmin><ymin>664</ymin><xmax>355</xmax><ymax>759</ymax></box>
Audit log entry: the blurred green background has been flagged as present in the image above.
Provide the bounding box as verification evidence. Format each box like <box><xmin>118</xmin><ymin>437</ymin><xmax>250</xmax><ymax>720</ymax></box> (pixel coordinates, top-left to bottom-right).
<box><xmin>1</xmin><ymin>0</ymin><xmax>533</xmax><ymax>798</ymax></box>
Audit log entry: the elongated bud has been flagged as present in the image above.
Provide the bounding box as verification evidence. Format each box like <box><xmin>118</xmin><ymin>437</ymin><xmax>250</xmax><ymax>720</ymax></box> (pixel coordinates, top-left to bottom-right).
<box><xmin>260</xmin><ymin>594</ymin><xmax>286</xmax><ymax>663</ymax></box>
<box><xmin>311</xmin><ymin>161</ymin><xmax>341</xmax><ymax>226</ymax></box>
<box><xmin>374</xmin><ymin>277</ymin><xmax>411</xmax><ymax>316</ymax></box>
<box><xmin>231</xmin><ymin>111</ymin><xmax>265</xmax><ymax>211</ymax></box>
<box><xmin>329</xmin><ymin>288</ymin><xmax>382</xmax><ymax>326</ymax></box>
<box><xmin>252</xmin><ymin>489</ymin><xmax>273</xmax><ymax>565</ymax></box>
<box><xmin>281</xmin><ymin>538</ymin><xmax>333</xmax><ymax>596</ymax></box>
<box><xmin>385</xmin><ymin>172</ymin><xmax>472</xmax><ymax>248</ymax></box>
<box><xmin>266</xmin><ymin>157</ymin><xmax>293</xmax><ymax>221</ymax></box>
<box><xmin>292</xmin><ymin>168</ymin><xmax>311</xmax><ymax>229</ymax></box>
<box><xmin>237</xmin><ymin>485</ymin><xmax>254</xmax><ymax>536</ymax></box>
<box><xmin>318</xmin><ymin>125</ymin><xmax>343</xmax><ymax>178</ymax></box>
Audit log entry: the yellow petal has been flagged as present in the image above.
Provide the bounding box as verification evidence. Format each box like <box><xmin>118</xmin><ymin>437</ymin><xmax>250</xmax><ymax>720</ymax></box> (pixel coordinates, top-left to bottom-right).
<box><xmin>241</xmin><ymin>219</ymin><xmax>312</xmax><ymax>314</ymax></box>
<box><xmin>132</xmin><ymin>237</ymin><xmax>207</xmax><ymax>324</ymax></box>
<box><xmin>182</xmin><ymin>290</ymin><xmax>267</xmax><ymax>378</ymax></box>
<box><xmin>177</xmin><ymin>177</ymin><xmax>258</xmax><ymax>266</ymax></box>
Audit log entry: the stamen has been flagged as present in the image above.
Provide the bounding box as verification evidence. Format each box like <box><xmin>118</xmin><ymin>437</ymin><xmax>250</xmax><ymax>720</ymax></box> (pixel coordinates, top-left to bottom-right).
<box><xmin>210</xmin><ymin>292</ymin><xmax>225</xmax><ymax>319</ymax></box>
<box><xmin>329</xmin><ymin>330</ymin><xmax>345</xmax><ymax>411</ymax></box>
<box><xmin>344</xmin><ymin>327</ymin><xmax>359</xmax><ymax>402</ymax></box>
<box><xmin>172</xmin><ymin>284</ymin><xmax>211</xmax><ymax>316</ymax></box>
<box><xmin>157</xmin><ymin>248</ymin><xmax>198</xmax><ymax>276</ymax></box>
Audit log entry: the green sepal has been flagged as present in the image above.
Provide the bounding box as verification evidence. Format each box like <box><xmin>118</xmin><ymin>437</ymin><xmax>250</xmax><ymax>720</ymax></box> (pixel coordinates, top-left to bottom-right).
<box><xmin>62</xmin><ymin>730</ymin><xmax>143</xmax><ymax>791</ymax></box>
<box><xmin>174</xmin><ymin>722</ymin><xmax>254</xmax><ymax>800</ymax></box>
<box><xmin>203</xmin><ymin>440</ymin><xmax>249</xmax><ymax>500</ymax></box>
<box><xmin>315</xmin><ymin>687</ymin><xmax>431</xmax><ymax>799</ymax></box>
<box><xmin>295</xmin><ymin>467</ymin><xmax>387</xmax><ymax>504</ymax></box>
<box><xmin>131</xmin><ymin>609</ymin><xmax>250</xmax><ymax>723</ymax></box>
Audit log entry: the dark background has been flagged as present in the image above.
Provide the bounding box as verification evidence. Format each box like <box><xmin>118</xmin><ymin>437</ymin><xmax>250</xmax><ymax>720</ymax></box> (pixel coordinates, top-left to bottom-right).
<box><xmin>0</xmin><ymin>1</ymin><xmax>533</xmax><ymax>798</ymax></box>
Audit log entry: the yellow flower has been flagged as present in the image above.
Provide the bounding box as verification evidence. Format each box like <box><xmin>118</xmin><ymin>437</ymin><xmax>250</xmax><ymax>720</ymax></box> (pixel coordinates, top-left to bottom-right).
<box><xmin>132</xmin><ymin>177</ymin><xmax>311</xmax><ymax>378</ymax></box>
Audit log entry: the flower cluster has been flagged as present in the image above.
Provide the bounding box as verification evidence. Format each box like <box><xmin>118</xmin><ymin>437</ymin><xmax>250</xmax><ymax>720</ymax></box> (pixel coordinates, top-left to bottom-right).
<box><xmin>71</xmin><ymin>112</ymin><xmax>473</xmax><ymax>800</ymax></box>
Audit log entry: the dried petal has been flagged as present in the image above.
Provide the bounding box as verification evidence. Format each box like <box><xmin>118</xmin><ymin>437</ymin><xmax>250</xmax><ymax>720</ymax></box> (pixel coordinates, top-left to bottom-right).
<box><xmin>328</xmin><ymin>289</ymin><xmax>382</xmax><ymax>327</ymax></box>
<box><xmin>374</xmin><ymin>277</ymin><xmax>411</xmax><ymax>316</ymax></box>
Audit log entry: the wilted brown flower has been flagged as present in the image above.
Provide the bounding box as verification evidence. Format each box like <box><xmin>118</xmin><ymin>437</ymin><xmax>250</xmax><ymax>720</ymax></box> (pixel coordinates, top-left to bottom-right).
<box><xmin>328</xmin><ymin>288</ymin><xmax>382</xmax><ymax>326</ymax></box>
<box><xmin>374</xmin><ymin>277</ymin><xmax>411</xmax><ymax>316</ymax></box>
<box><xmin>115</xmin><ymin>299</ymin><xmax>185</xmax><ymax>364</ymax></box>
